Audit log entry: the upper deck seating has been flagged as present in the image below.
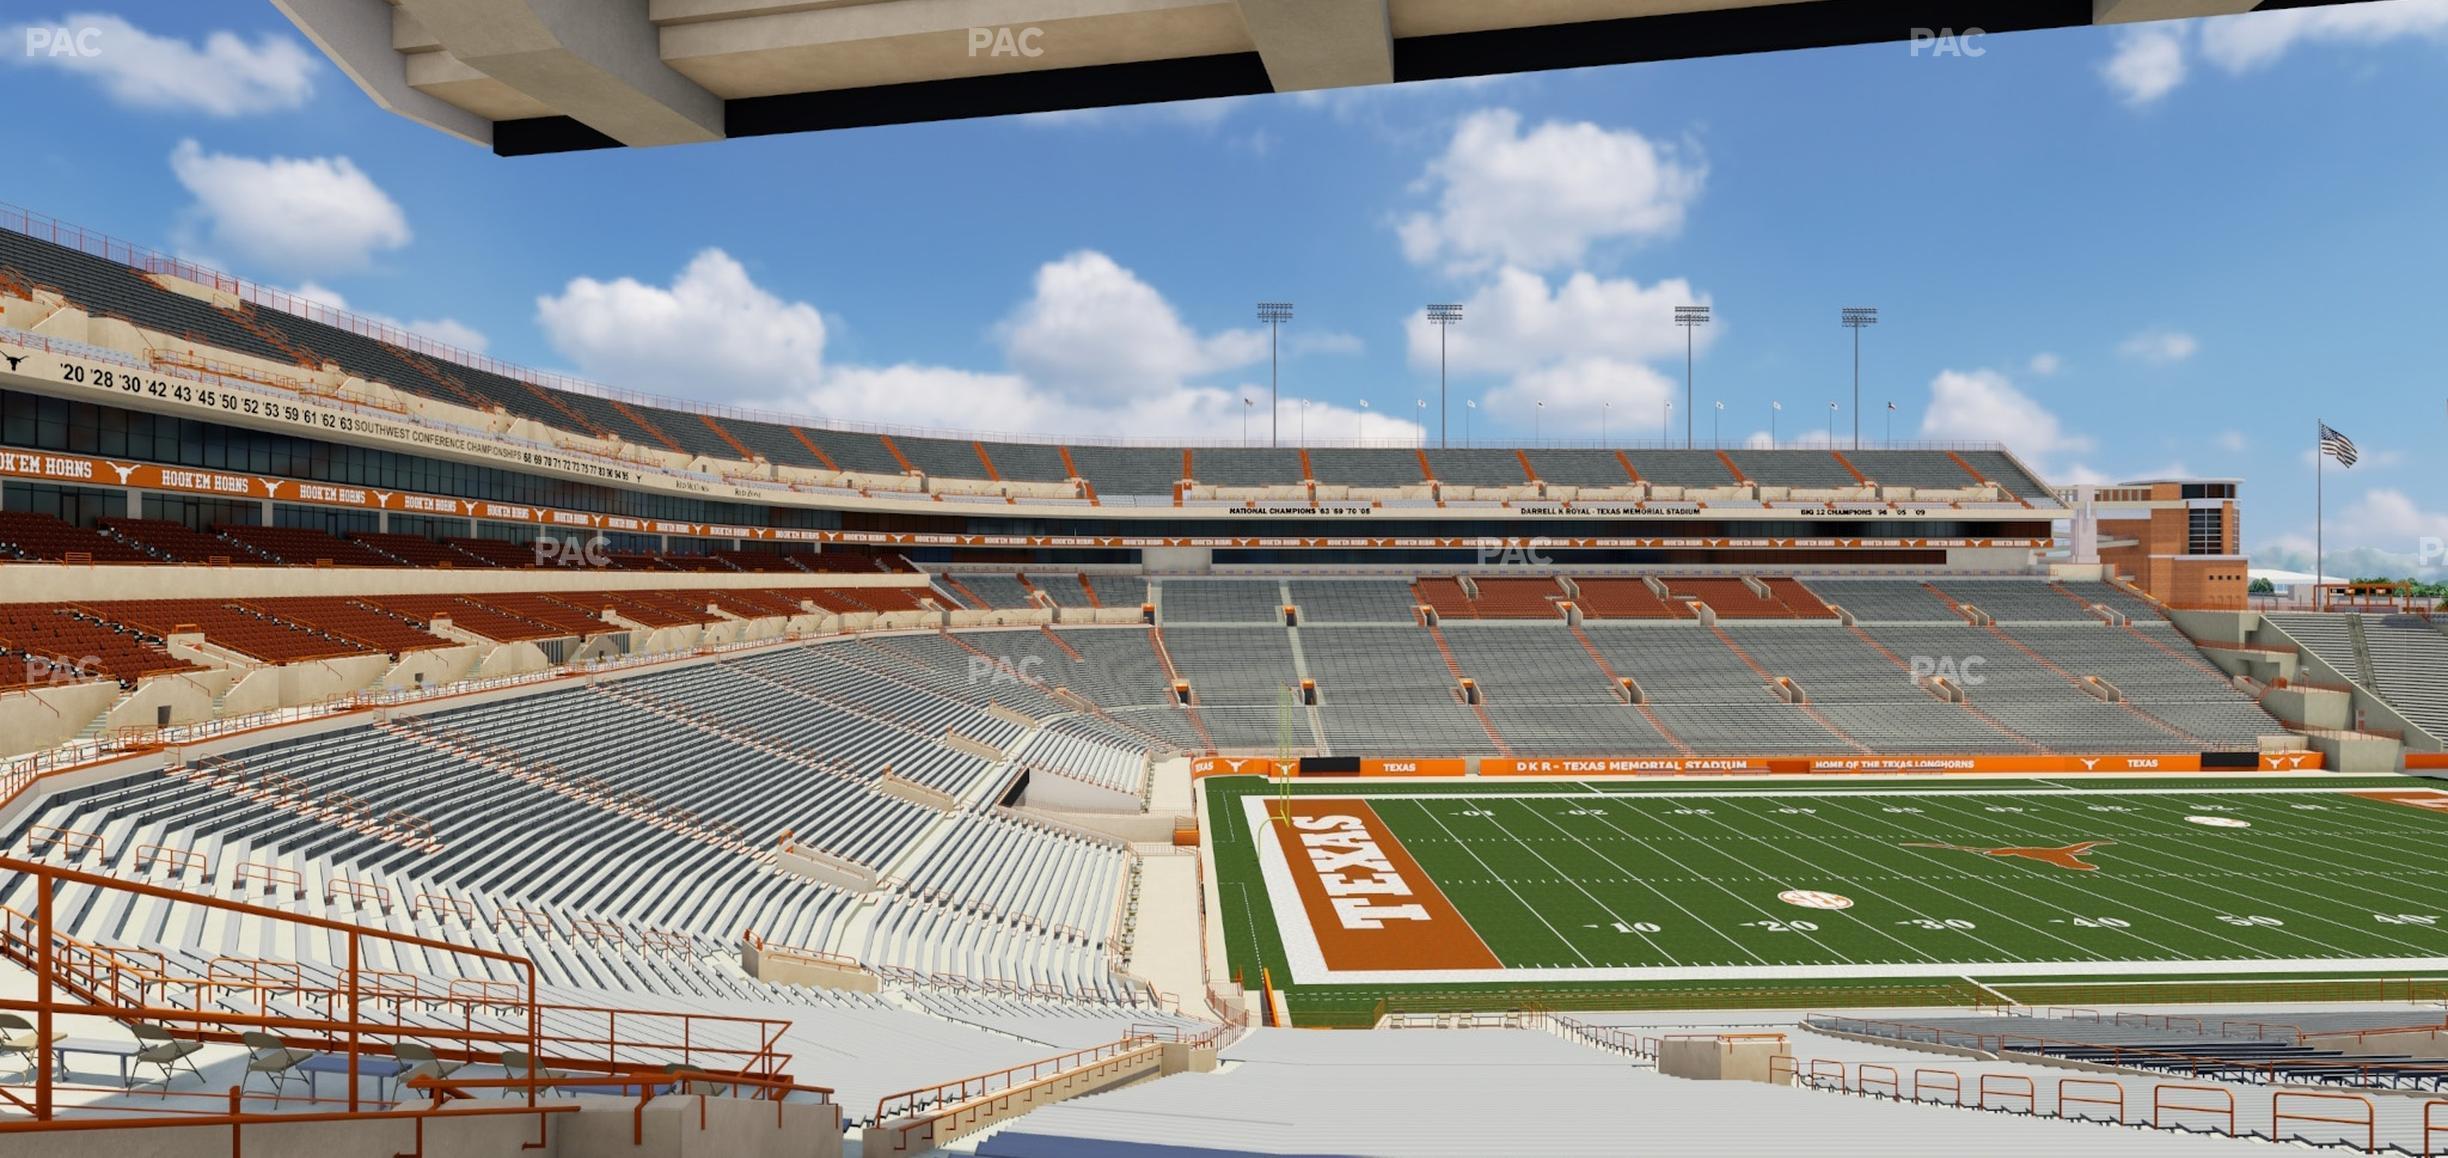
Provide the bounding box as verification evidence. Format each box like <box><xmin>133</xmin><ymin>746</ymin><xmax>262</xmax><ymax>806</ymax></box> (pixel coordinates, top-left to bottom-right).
<box><xmin>215</xmin><ymin>525</ymin><xmax>397</xmax><ymax>567</ymax></box>
<box><xmin>97</xmin><ymin>518</ymin><xmax>259</xmax><ymax>564</ymax></box>
<box><xmin>0</xmin><ymin>512</ymin><xmax>156</xmax><ymax>562</ymax></box>
<box><xmin>0</xmin><ymin>603</ymin><xmax>203</xmax><ymax>682</ymax></box>
<box><xmin>83</xmin><ymin>599</ymin><xmax>374</xmax><ymax>662</ymax></box>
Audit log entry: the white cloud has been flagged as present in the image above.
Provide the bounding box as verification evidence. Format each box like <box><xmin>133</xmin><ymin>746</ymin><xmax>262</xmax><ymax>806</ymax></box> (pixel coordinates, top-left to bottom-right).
<box><xmin>2215</xmin><ymin>429</ymin><xmax>2249</xmax><ymax>453</ymax></box>
<box><xmin>1403</xmin><ymin>266</ymin><xmax>1706</xmax><ymax>378</ymax></box>
<box><xmin>1481</xmin><ymin>357</ymin><xmax>1679</xmax><ymax>438</ymax></box>
<box><xmin>2258</xmin><ymin>488</ymin><xmax>2448</xmax><ymax>577</ymax></box>
<box><xmin>2099</xmin><ymin>1</ymin><xmax>2448</xmax><ymax>104</ymax></box>
<box><xmin>2027</xmin><ymin>352</ymin><xmax>2063</xmax><ymax>376</ymax></box>
<box><xmin>287</xmin><ymin>281</ymin><xmax>488</xmax><ymax>354</ymax></box>
<box><xmin>2199</xmin><ymin>0</ymin><xmax>2448</xmax><ymax>72</ymax></box>
<box><xmin>997</xmin><ymin>251</ymin><xmax>1265</xmax><ymax>400</ymax></box>
<box><xmin>1396</xmin><ymin>108</ymin><xmax>1704</xmax><ymax>273</ymax></box>
<box><xmin>532</xmin><ymin>247</ymin><xmax>1395</xmax><ymax>443</ymax></box>
<box><xmin>2116</xmin><ymin>327</ymin><xmax>2198</xmax><ymax>365</ymax></box>
<box><xmin>1290</xmin><ymin>331</ymin><xmax>1364</xmax><ymax>357</ymax></box>
<box><xmin>2102</xmin><ymin>25</ymin><xmax>2188</xmax><ymax>105</ymax></box>
<box><xmin>1918</xmin><ymin>368</ymin><xmax>2096</xmax><ymax>465</ymax></box>
<box><xmin>168</xmin><ymin>140</ymin><xmax>409</xmax><ymax>274</ymax></box>
<box><xmin>536</xmin><ymin>249</ymin><xmax>830</xmax><ymax>396</ymax></box>
<box><xmin>7</xmin><ymin>13</ymin><xmax>317</xmax><ymax>116</ymax></box>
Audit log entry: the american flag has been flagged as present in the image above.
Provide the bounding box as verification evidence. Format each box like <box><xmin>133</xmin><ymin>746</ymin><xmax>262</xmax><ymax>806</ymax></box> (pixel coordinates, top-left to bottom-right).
<box><xmin>2318</xmin><ymin>423</ymin><xmax>2358</xmax><ymax>468</ymax></box>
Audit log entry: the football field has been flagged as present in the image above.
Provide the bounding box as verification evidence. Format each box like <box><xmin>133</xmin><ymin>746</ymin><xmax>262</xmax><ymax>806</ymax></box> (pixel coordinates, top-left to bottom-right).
<box><xmin>1206</xmin><ymin>775</ymin><xmax>2448</xmax><ymax>1022</ymax></box>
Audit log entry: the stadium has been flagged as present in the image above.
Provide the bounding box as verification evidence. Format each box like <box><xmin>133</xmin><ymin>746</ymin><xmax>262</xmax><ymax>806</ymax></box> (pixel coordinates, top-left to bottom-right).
<box><xmin>3</xmin><ymin>2</ymin><xmax>2446</xmax><ymax>1156</ymax></box>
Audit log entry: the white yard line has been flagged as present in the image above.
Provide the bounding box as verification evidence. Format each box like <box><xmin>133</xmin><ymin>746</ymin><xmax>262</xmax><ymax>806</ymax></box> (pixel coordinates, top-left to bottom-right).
<box><xmin>1232</xmin><ymin>782</ymin><xmax>2448</xmax><ymax>987</ymax></box>
<box><xmin>1650</xmin><ymin>797</ymin><xmax>1954</xmax><ymax>966</ymax></box>
<box><xmin>1708</xmin><ymin>794</ymin><xmax>2088</xmax><ymax>963</ymax></box>
<box><xmin>1281</xmin><ymin>954</ymin><xmax>2448</xmax><ymax>987</ymax></box>
<box><xmin>1570</xmin><ymin>797</ymin><xmax>1903</xmax><ymax>966</ymax></box>
<box><xmin>1908</xmin><ymin>794</ymin><xmax>2408</xmax><ymax>959</ymax></box>
<box><xmin>1804</xmin><ymin>793</ymin><xmax>2204</xmax><ymax>962</ymax></box>
<box><xmin>1396</xmin><ymin>798</ymin><xmax>1593</xmax><ymax>968</ymax></box>
<box><xmin>1260</xmin><ymin>783</ymin><xmax>2439</xmax><ymax>803</ymax></box>
<box><xmin>1507</xmin><ymin>800</ymin><xmax>1769</xmax><ymax>967</ymax></box>
<box><xmin>1467</xmin><ymin>799</ymin><xmax>1666</xmax><ymax>965</ymax></box>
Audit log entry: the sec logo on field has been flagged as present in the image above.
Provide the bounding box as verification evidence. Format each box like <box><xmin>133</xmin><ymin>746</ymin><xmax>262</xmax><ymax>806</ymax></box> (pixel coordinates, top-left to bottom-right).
<box><xmin>1778</xmin><ymin>889</ymin><xmax>1855</xmax><ymax>910</ymax></box>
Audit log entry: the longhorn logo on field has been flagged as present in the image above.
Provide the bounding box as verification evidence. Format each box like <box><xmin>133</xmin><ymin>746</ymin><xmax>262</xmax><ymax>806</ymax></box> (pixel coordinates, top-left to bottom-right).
<box><xmin>1903</xmin><ymin>840</ymin><xmax>2113</xmax><ymax>872</ymax></box>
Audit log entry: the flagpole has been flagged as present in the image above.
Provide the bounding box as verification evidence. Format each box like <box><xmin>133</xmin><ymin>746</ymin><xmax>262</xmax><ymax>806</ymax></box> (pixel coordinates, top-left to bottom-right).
<box><xmin>2316</xmin><ymin>417</ymin><xmax>2324</xmax><ymax>613</ymax></box>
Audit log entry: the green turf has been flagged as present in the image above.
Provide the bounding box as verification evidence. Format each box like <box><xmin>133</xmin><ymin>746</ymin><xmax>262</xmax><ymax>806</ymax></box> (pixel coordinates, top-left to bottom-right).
<box><xmin>1205</xmin><ymin>774</ymin><xmax>2448</xmax><ymax>1023</ymax></box>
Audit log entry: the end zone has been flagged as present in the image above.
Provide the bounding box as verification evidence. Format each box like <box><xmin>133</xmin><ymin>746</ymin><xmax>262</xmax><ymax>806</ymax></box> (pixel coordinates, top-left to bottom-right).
<box><xmin>1246</xmin><ymin>795</ymin><xmax>1499</xmax><ymax>981</ymax></box>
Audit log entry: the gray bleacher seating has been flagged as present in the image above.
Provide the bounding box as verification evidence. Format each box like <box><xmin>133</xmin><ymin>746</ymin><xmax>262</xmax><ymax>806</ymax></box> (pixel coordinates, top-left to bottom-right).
<box><xmin>1423</xmin><ymin>449</ymin><xmax>1530</xmax><ymax>486</ymax></box>
<box><xmin>1305</xmin><ymin>449</ymin><xmax>1423</xmax><ymax>488</ymax></box>
<box><xmin>1159</xmin><ymin>580</ymin><xmax>1285</xmax><ymax>625</ymax></box>
<box><xmin>1190</xmin><ymin>448</ymin><xmax>1304</xmax><ymax>487</ymax></box>
<box><xmin>1064</xmin><ymin>446</ymin><xmax>1181</xmax><ymax>496</ymax></box>
<box><xmin>1622</xmin><ymin>450</ymin><xmax>1741</xmax><ymax>487</ymax></box>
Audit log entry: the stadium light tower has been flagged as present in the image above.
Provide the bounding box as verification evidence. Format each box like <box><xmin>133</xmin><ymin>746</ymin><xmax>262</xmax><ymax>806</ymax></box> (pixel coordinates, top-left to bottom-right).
<box><xmin>1771</xmin><ymin>400</ymin><xmax>1782</xmax><ymax>446</ymax></box>
<box><xmin>1841</xmin><ymin>306</ymin><xmax>1877</xmax><ymax>449</ymax></box>
<box><xmin>1465</xmin><ymin>398</ymin><xmax>1476</xmax><ymax>445</ymax></box>
<box><xmin>1257</xmin><ymin>301</ymin><xmax>1293</xmax><ymax>447</ymax></box>
<box><xmin>1674</xmin><ymin>305</ymin><xmax>1710</xmax><ymax>448</ymax></box>
<box><xmin>1713</xmin><ymin>400</ymin><xmax>1724</xmax><ymax>449</ymax></box>
<box><xmin>1427</xmin><ymin>303</ymin><xmax>1463</xmax><ymax>448</ymax></box>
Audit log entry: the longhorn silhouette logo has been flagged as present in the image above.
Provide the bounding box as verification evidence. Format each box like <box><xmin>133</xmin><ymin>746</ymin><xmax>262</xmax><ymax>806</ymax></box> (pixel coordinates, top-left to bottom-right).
<box><xmin>1904</xmin><ymin>840</ymin><xmax>2113</xmax><ymax>872</ymax></box>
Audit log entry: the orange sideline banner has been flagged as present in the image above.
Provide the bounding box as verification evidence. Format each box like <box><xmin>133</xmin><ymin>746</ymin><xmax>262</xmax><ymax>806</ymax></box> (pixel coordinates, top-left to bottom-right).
<box><xmin>1193</xmin><ymin>752</ymin><xmax>2326</xmax><ymax>777</ymax></box>
<box><xmin>0</xmin><ymin>448</ymin><xmax>2047</xmax><ymax>552</ymax></box>
<box><xmin>1480</xmin><ymin>752</ymin><xmax>2323</xmax><ymax>775</ymax></box>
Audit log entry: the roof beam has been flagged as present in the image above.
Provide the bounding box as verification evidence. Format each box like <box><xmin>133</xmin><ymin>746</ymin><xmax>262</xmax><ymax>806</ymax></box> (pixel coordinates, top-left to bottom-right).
<box><xmin>1235</xmin><ymin>0</ymin><xmax>1392</xmax><ymax>91</ymax></box>
<box><xmin>271</xmin><ymin>0</ymin><xmax>493</xmax><ymax>146</ymax></box>
<box><xmin>2093</xmin><ymin>0</ymin><xmax>2258</xmax><ymax>23</ymax></box>
<box><xmin>396</xmin><ymin>0</ymin><xmax>724</xmax><ymax>147</ymax></box>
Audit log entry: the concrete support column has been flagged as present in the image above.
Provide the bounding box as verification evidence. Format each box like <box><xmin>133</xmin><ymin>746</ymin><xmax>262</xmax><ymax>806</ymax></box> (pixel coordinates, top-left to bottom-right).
<box><xmin>396</xmin><ymin>0</ymin><xmax>723</xmax><ymax>147</ymax></box>
<box><xmin>1235</xmin><ymin>0</ymin><xmax>1392</xmax><ymax>91</ymax></box>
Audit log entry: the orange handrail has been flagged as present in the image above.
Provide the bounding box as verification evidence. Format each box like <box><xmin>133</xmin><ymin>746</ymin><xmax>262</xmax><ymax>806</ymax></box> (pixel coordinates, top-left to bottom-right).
<box><xmin>23</xmin><ymin>825</ymin><xmax>104</xmax><ymax>861</ymax></box>
<box><xmin>232</xmin><ymin>860</ymin><xmax>302</xmax><ymax>899</ymax></box>
<box><xmin>411</xmin><ymin>892</ymin><xmax>477</xmax><ymax>923</ymax></box>
<box><xmin>1912</xmin><ymin>1068</ymin><xmax>1960</xmax><ymax>1105</ymax></box>
<box><xmin>2154</xmin><ymin>1083</ymin><xmax>2235</xmax><ymax>1135</ymax></box>
<box><xmin>0</xmin><ymin>851</ymin><xmax>543</xmax><ymax>1123</ymax></box>
<box><xmin>324</xmin><ymin>877</ymin><xmax>392</xmax><ymax>909</ymax></box>
<box><xmin>2274</xmin><ymin>1090</ymin><xmax>2373</xmax><ymax>1151</ymax></box>
<box><xmin>2425</xmin><ymin>1098</ymin><xmax>2448</xmax><ymax>1157</ymax></box>
<box><xmin>873</xmin><ymin>1033</ymin><xmax>1158</xmax><ymax>1125</ymax></box>
<box><xmin>1978</xmin><ymin>1072</ymin><xmax>2034</xmax><ymax>1113</ymax></box>
<box><xmin>131</xmin><ymin>843</ymin><xmax>208</xmax><ymax>877</ymax></box>
<box><xmin>2060</xmin><ymin>1077</ymin><xmax>2124</xmax><ymax>1122</ymax></box>
<box><xmin>873</xmin><ymin>1035</ymin><xmax>1163</xmax><ymax>1151</ymax></box>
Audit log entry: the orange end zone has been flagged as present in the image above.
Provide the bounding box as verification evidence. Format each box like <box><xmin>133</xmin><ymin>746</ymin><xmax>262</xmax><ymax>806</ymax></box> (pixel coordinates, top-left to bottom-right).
<box><xmin>2351</xmin><ymin>789</ymin><xmax>2448</xmax><ymax>813</ymax></box>
<box><xmin>1265</xmin><ymin>797</ymin><xmax>1500</xmax><ymax>972</ymax></box>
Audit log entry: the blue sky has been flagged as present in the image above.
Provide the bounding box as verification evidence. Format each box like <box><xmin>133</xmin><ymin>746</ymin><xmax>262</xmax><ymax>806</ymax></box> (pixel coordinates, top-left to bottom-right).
<box><xmin>4</xmin><ymin>2</ymin><xmax>2446</xmax><ymax>573</ymax></box>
